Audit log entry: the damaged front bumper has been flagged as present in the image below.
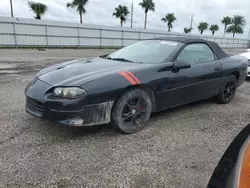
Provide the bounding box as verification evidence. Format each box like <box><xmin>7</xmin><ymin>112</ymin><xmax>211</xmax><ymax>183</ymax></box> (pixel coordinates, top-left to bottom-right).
<box><xmin>57</xmin><ymin>101</ymin><xmax>114</xmax><ymax>126</ymax></box>
<box><xmin>26</xmin><ymin>96</ymin><xmax>114</xmax><ymax>126</ymax></box>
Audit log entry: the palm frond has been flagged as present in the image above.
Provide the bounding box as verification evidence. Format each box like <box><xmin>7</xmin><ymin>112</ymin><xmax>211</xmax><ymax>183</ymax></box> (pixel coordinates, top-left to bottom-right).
<box><xmin>139</xmin><ymin>0</ymin><xmax>155</xmax><ymax>12</ymax></box>
<box><xmin>28</xmin><ymin>1</ymin><xmax>48</xmax><ymax>18</ymax></box>
<box><xmin>113</xmin><ymin>5</ymin><xmax>130</xmax><ymax>26</ymax></box>
<box><xmin>226</xmin><ymin>15</ymin><xmax>246</xmax><ymax>36</ymax></box>
<box><xmin>161</xmin><ymin>17</ymin><xmax>166</xmax><ymax>22</ymax></box>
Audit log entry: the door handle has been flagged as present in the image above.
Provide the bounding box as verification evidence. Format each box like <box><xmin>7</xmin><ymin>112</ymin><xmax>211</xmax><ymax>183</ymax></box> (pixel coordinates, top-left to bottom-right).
<box><xmin>214</xmin><ymin>67</ymin><xmax>221</xmax><ymax>71</ymax></box>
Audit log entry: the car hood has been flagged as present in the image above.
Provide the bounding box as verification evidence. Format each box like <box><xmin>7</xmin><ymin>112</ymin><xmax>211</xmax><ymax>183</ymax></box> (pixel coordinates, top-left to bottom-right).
<box><xmin>37</xmin><ymin>57</ymin><xmax>145</xmax><ymax>86</ymax></box>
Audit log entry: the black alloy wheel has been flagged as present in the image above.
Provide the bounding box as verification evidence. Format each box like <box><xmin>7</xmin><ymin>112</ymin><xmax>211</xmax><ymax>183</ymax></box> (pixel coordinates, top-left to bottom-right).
<box><xmin>224</xmin><ymin>80</ymin><xmax>236</xmax><ymax>101</ymax></box>
<box><xmin>111</xmin><ymin>89</ymin><xmax>152</xmax><ymax>134</ymax></box>
<box><xmin>122</xmin><ymin>97</ymin><xmax>148</xmax><ymax>126</ymax></box>
<box><xmin>217</xmin><ymin>75</ymin><xmax>237</xmax><ymax>104</ymax></box>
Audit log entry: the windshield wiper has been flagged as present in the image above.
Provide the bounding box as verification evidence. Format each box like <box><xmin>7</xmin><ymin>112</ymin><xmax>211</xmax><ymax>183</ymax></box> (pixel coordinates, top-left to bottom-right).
<box><xmin>102</xmin><ymin>56</ymin><xmax>143</xmax><ymax>63</ymax></box>
<box><xmin>108</xmin><ymin>57</ymin><xmax>133</xmax><ymax>62</ymax></box>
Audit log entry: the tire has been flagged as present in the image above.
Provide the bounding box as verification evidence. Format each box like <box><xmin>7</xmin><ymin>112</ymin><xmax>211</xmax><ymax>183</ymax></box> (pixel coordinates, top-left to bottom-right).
<box><xmin>217</xmin><ymin>75</ymin><xmax>237</xmax><ymax>104</ymax></box>
<box><xmin>111</xmin><ymin>88</ymin><xmax>152</xmax><ymax>134</ymax></box>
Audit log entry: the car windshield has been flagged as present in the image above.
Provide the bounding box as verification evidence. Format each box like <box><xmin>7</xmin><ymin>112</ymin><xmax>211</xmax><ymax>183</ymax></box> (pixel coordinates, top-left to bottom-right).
<box><xmin>103</xmin><ymin>40</ymin><xmax>182</xmax><ymax>64</ymax></box>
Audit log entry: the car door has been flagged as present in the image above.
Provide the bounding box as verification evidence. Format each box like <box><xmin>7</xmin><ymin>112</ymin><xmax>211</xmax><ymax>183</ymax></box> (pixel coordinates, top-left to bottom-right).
<box><xmin>167</xmin><ymin>43</ymin><xmax>222</xmax><ymax>107</ymax></box>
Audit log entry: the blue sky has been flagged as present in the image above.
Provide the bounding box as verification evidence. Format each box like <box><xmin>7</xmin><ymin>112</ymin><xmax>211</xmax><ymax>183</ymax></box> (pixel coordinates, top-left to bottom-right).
<box><xmin>0</xmin><ymin>0</ymin><xmax>249</xmax><ymax>38</ymax></box>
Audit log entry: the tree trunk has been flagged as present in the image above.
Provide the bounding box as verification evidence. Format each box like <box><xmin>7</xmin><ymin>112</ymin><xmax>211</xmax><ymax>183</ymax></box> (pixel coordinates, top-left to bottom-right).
<box><xmin>224</xmin><ymin>24</ymin><xmax>226</xmax><ymax>36</ymax></box>
<box><xmin>168</xmin><ymin>25</ymin><xmax>170</xmax><ymax>32</ymax></box>
<box><xmin>80</xmin><ymin>12</ymin><xmax>83</xmax><ymax>24</ymax></box>
<box><xmin>212</xmin><ymin>31</ymin><xmax>214</xmax><ymax>35</ymax></box>
<box><xmin>144</xmin><ymin>13</ymin><xmax>147</xmax><ymax>29</ymax></box>
<box><xmin>233</xmin><ymin>32</ymin><xmax>235</xmax><ymax>37</ymax></box>
<box><xmin>120</xmin><ymin>20</ymin><xmax>123</xmax><ymax>27</ymax></box>
<box><xmin>36</xmin><ymin>14</ymin><xmax>41</xmax><ymax>20</ymax></box>
<box><xmin>201</xmin><ymin>30</ymin><xmax>203</xmax><ymax>35</ymax></box>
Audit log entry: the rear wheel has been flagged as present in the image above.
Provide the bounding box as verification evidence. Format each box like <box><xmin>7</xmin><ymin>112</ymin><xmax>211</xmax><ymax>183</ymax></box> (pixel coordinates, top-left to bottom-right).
<box><xmin>111</xmin><ymin>88</ymin><xmax>152</xmax><ymax>134</ymax></box>
<box><xmin>217</xmin><ymin>75</ymin><xmax>237</xmax><ymax>104</ymax></box>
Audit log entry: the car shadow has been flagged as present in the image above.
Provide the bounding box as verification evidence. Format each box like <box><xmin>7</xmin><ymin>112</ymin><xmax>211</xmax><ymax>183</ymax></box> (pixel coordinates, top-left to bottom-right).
<box><xmin>27</xmin><ymin>117</ymin><xmax>117</xmax><ymax>140</ymax></box>
<box><xmin>28</xmin><ymin>98</ymin><xmax>215</xmax><ymax>140</ymax></box>
<box><xmin>245</xmin><ymin>77</ymin><xmax>250</xmax><ymax>82</ymax></box>
<box><xmin>150</xmin><ymin>98</ymin><xmax>214</xmax><ymax>119</ymax></box>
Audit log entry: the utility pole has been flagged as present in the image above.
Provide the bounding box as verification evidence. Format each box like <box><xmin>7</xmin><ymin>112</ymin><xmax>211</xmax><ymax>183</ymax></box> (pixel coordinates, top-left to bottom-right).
<box><xmin>130</xmin><ymin>2</ymin><xmax>134</xmax><ymax>28</ymax></box>
<box><xmin>190</xmin><ymin>15</ymin><xmax>193</xmax><ymax>34</ymax></box>
<box><xmin>248</xmin><ymin>28</ymin><xmax>250</xmax><ymax>40</ymax></box>
<box><xmin>10</xmin><ymin>0</ymin><xmax>14</xmax><ymax>17</ymax></box>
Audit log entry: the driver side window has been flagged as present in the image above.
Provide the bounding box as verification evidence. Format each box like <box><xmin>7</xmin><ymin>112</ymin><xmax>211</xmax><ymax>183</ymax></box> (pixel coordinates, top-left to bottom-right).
<box><xmin>177</xmin><ymin>43</ymin><xmax>216</xmax><ymax>65</ymax></box>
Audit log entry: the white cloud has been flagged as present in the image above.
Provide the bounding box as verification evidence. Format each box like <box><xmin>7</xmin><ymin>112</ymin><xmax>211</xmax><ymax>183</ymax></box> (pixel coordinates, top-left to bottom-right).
<box><xmin>0</xmin><ymin>0</ymin><xmax>249</xmax><ymax>38</ymax></box>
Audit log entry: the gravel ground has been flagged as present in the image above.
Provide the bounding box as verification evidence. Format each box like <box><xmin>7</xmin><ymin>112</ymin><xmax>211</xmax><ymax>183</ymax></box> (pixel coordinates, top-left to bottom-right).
<box><xmin>0</xmin><ymin>49</ymin><xmax>250</xmax><ymax>188</ymax></box>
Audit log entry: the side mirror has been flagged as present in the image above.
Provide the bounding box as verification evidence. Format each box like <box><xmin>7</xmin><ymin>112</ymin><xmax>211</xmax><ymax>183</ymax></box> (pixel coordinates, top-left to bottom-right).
<box><xmin>173</xmin><ymin>60</ymin><xmax>191</xmax><ymax>70</ymax></box>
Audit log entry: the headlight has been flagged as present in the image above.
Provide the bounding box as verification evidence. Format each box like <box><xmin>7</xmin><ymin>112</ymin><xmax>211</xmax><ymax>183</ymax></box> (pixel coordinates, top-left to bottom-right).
<box><xmin>53</xmin><ymin>87</ymin><xmax>86</xmax><ymax>99</ymax></box>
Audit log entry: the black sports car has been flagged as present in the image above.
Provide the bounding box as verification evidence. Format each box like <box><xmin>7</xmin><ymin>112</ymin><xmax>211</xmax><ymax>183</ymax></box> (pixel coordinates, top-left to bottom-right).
<box><xmin>25</xmin><ymin>37</ymin><xmax>248</xmax><ymax>133</ymax></box>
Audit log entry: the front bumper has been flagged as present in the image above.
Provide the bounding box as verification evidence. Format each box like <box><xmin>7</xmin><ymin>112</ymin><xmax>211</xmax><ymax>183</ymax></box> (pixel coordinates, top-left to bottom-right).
<box><xmin>25</xmin><ymin>78</ymin><xmax>114</xmax><ymax>126</ymax></box>
<box><xmin>26</xmin><ymin>96</ymin><xmax>114</xmax><ymax>126</ymax></box>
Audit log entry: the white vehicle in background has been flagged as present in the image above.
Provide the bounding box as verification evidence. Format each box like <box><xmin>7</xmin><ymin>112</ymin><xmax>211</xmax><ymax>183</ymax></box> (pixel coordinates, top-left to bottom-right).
<box><xmin>239</xmin><ymin>49</ymin><xmax>250</xmax><ymax>77</ymax></box>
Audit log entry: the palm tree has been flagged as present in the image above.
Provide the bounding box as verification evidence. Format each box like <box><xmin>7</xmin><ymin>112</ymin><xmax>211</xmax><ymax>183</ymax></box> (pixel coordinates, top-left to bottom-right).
<box><xmin>66</xmin><ymin>0</ymin><xmax>88</xmax><ymax>24</ymax></box>
<box><xmin>112</xmin><ymin>5</ymin><xmax>129</xmax><ymax>27</ymax></box>
<box><xmin>28</xmin><ymin>1</ymin><xmax>48</xmax><ymax>19</ymax></box>
<box><xmin>161</xmin><ymin>13</ymin><xmax>177</xmax><ymax>32</ymax></box>
<box><xmin>209</xmin><ymin>25</ymin><xmax>219</xmax><ymax>35</ymax></box>
<box><xmin>139</xmin><ymin>0</ymin><xmax>155</xmax><ymax>29</ymax></box>
<box><xmin>184</xmin><ymin>27</ymin><xmax>192</xmax><ymax>34</ymax></box>
<box><xmin>197</xmin><ymin>22</ymin><xmax>209</xmax><ymax>35</ymax></box>
<box><xmin>226</xmin><ymin>15</ymin><xmax>246</xmax><ymax>37</ymax></box>
<box><xmin>221</xmin><ymin>16</ymin><xmax>232</xmax><ymax>36</ymax></box>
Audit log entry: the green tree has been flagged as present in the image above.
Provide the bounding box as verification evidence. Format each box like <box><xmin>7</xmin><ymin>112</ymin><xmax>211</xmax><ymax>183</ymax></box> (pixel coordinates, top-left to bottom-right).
<box><xmin>226</xmin><ymin>15</ymin><xmax>246</xmax><ymax>37</ymax></box>
<box><xmin>161</xmin><ymin>13</ymin><xmax>177</xmax><ymax>32</ymax></box>
<box><xmin>112</xmin><ymin>5</ymin><xmax>129</xmax><ymax>27</ymax></box>
<box><xmin>184</xmin><ymin>27</ymin><xmax>192</xmax><ymax>34</ymax></box>
<box><xmin>221</xmin><ymin>16</ymin><xmax>232</xmax><ymax>36</ymax></box>
<box><xmin>139</xmin><ymin>0</ymin><xmax>155</xmax><ymax>29</ymax></box>
<box><xmin>197</xmin><ymin>22</ymin><xmax>209</xmax><ymax>35</ymax></box>
<box><xmin>209</xmin><ymin>24</ymin><xmax>219</xmax><ymax>35</ymax></box>
<box><xmin>67</xmin><ymin>0</ymin><xmax>88</xmax><ymax>24</ymax></box>
<box><xmin>28</xmin><ymin>1</ymin><xmax>48</xmax><ymax>20</ymax></box>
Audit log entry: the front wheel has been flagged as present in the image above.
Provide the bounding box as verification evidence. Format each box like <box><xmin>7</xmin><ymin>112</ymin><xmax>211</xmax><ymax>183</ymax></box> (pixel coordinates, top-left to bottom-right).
<box><xmin>111</xmin><ymin>88</ymin><xmax>152</xmax><ymax>134</ymax></box>
<box><xmin>217</xmin><ymin>75</ymin><xmax>237</xmax><ymax>104</ymax></box>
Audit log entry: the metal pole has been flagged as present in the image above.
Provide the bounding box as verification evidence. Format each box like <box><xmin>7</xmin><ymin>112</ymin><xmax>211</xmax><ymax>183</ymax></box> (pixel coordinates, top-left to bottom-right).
<box><xmin>100</xmin><ymin>29</ymin><xmax>102</xmax><ymax>49</ymax></box>
<box><xmin>121</xmin><ymin>30</ymin><xmax>124</xmax><ymax>47</ymax></box>
<box><xmin>248</xmin><ymin>28</ymin><xmax>250</xmax><ymax>40</ymax></box>
<box><xmin>248</xmin><ymin>28</ymin><xmax>250</xmax><ymax>48</ymax></box>
<box><xmin>10</xmin><ymin>0</ymin><xmax>14</xmax><ymax>17</ymax></box>
<box><xmin>130</xmin><ymin>3</ymin><xmax>133</xmax><ymax>28</ymax></box>
<box><xmin>12</xmin><ymin>21</ymin><xmax>17</xmax><ymax>48</ymax></box>
<box><xmin>78</xmin><ymin>26</ymin><xmax>80</xmax><ymax>48</ymax></box>
<box><xmin>190</xmin><ymin>15</ymin><xmax>193</xmax><ymax>34</ymax></box>
<box><xmin>45</xmin><ymin>25</ymin><xmax>48</xmax><ymax>48</ymax></box>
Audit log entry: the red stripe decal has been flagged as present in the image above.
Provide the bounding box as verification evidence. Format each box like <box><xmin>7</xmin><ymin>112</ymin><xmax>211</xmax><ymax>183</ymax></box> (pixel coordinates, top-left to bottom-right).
<box><xmin>119</xmin><ymin>71</ymin><xmax>137</xmax><ymax>85</ymax></box>
<box><xmin>125</xmin><ymin>71</ymin><xmax>141</xmax><ymax>84</ymax></box>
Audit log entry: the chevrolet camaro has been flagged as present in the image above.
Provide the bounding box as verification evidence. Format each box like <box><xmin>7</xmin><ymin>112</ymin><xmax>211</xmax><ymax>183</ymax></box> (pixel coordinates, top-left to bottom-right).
<box><xmin>25</xmin><ymin>37</ymin><xmax>248</xmax><ymax>133</ymax></box>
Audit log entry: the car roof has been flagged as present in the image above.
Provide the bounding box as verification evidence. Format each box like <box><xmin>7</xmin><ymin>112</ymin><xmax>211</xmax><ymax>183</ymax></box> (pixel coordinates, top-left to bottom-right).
<box><xmin>148</xmin><ymin>36</ymin><xmax>211</xmax><ymax>44</ymax></box>
<box><xmin>147</xmin><ymin>37</ymin><xmax>229</xmax><ymax>59</ymax></box>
